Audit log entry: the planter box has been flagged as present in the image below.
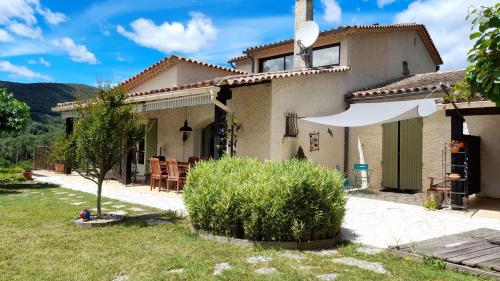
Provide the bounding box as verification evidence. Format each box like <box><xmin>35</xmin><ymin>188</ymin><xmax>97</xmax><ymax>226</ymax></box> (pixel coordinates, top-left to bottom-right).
<box><xmin>195</xmin><ymin>230</ymin><xmax>342</xmax><ymax>250</ymax></box>
<box><xmin>54</xmin><ymin>163</ymin><xmax>65</xmax><ymax>173</ymax></box>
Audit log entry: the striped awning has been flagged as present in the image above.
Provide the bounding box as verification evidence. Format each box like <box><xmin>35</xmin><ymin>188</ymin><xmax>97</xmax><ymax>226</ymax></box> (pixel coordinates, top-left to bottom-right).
<box><xmin>134</xmin><ymin>93</ymin><xmax>212</xmax><ymax>112</ymax></box>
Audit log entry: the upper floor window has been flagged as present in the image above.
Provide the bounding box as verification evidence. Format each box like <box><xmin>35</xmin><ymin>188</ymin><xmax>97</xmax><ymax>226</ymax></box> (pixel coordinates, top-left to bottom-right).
<box><xmin>259</xmin><ymin>43</ymin><xmax>340</xmax><ymax>72</ymax></box>
<box><xmin>312</xmin><ymin>44</ymin><xmax>340</xmax><ymax>67</ymax></box>
<box><xmin>261</xmin><ymin>54</ymin><xmax>293</xmax><ymax>72</ymax></box>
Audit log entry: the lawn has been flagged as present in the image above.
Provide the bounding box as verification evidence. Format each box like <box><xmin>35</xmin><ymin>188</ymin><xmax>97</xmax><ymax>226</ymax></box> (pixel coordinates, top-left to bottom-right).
<box><xmin>0</xmin><ymin>183</ymin><xmax>490</xmax><ymax>281</ymax></box>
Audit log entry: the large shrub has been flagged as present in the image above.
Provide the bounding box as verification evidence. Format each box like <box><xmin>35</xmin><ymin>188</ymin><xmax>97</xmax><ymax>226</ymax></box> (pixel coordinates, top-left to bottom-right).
<box><xmin>0</xmin><ymin>167</ymin><xmax>25</xmax><ymax>183</ymax></box>
<box><xmin>184</xmin><ymin>157</ymin><xmax>346</xmax><ymax>242</ymax></box>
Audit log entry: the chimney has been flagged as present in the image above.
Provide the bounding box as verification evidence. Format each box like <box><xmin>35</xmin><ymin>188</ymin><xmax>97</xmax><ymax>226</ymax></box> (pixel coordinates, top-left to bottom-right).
<box><xmin>293</xmin><ymin>0</ymin><xmax>314</xmax><ymax>70</ymax></box>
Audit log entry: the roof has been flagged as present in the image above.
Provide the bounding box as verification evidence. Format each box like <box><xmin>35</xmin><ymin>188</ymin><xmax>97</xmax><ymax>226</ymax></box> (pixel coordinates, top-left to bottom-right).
<box><xmin>229</xmin><ymin>23</ymin><xmax>443</xmax><ymax>65</ymax></box>
<box><xmin>348</xmin><ymin>69</ymin><xmax>466</xmax><ymax>100</ymax></box>
<box><xmin>120</xmin><ymin>55</ymin><xmax>246</xmax><ymax>91</ymax></box>
<box><xmin>55</xmin><ymin>66</ymin><xmax>351</xmax><ymax>109</ymax></box>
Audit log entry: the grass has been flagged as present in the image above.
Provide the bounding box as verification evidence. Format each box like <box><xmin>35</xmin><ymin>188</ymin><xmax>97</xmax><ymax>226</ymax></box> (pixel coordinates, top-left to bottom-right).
<box><xmin>0</xmin><ymin>182</ymin><xmax>491</xmax><ymax>281</ymax></box>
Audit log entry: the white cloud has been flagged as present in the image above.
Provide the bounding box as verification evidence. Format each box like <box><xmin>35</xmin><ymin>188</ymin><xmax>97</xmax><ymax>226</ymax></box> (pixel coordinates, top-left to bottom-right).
<box><xmin>7</xmin><ymin>21</ymin><xmax>42</xmax><ymax>39</ymax></box>
<box><xmin>27</xmin><ymin>59</ymin><xmax>36</xmax><ymax>64</ymax></box>
<box><xmin>0</xmin><ymin>0</ymin><xmax>37</xmax><ymax>25</ymax></box>
<box><xmin>53</xmin><ymin>37</ymin><xmax>98</xmax><ymax>64</ymax></box>
<box><xmin>117</xmin><ymin>12</ymin><xmax>217</xmax><ymax>54</ymax></box>
<box><xmin>39</xmin><ymin>57</ymin><xmax>50</xmax><ymax>67</ymax></box>
<box><xmin>321</xmin><ymin>0</ymin><xmax>342</xmax><ymax>23</ymax></box>
<box><xmin>36</xmin><ymin>6</ymin><xmax>68</xmax><ymax>25</ymax></box>
<box><xmin>377</xmin><ymin>0</ymin><xmax>396</xmax><ymax>8</ymax></box>
<box><xmin>0</xmin><ymin>29</ymin><xmax>13</xmax><ymax>42</ymax></box>
<box><xmin>0</xmin><ymin>0</ymin><xmax>67</xmax><ymax>42</ymax></box>
<box><xmin>394</xmin><ymin>0</ymin><xmax>497</xmax><ymax>70</ymax></box>
<box><xmin>0</xmin><ymin>60</ymin><xmax>51</xmax><ymax>80</ymax></box>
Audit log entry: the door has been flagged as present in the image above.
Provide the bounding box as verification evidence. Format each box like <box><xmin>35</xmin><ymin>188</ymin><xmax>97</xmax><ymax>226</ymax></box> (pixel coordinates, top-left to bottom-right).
<box><xmin>382</xmin><ymin>118</ymin><xmax>423</xmax><ymax>191</ymax></box>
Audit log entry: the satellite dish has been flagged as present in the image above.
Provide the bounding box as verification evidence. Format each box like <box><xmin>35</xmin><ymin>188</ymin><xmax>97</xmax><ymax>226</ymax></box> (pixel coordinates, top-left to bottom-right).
<box><xmin>296</xmin><ymin>21</ymin><xmax>319</xmax><ymax>48</ymax></box>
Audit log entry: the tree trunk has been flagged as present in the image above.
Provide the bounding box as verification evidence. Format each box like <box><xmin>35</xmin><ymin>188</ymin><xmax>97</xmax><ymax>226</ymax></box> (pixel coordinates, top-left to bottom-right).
<box><xmin>96</xmin><ymin>178</ymin><xmax>103</xmax><ymax>219</ymax></box>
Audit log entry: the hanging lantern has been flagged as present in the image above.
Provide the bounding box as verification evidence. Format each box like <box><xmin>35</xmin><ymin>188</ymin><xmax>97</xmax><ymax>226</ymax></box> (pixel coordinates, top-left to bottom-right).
<box><xmin>179</xmin><ymin>107</ymin><xmax>192</xmax><ymax>142</ymax></box>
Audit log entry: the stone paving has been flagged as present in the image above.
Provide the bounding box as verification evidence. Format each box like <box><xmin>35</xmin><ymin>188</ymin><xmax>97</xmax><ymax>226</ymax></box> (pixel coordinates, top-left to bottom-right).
<box><xmin>34</xmin><ymin>170</ymin><xmax>500</xmax><ymax>249</ymax></box>
<box><xmin>34</xmin><ymin>170</ymin><xmax>185</xmax><ymax>215</ymax></box>
<box><xmin>254</xmin><ymin>267</ymin><xmax>277</xmax><ymax>275</ymax></box>
<box><xmin>333</xmin><ymin>257</ymin><xmax>387</xmax><ymax>274</ymax></box>
<box><xmin>317</xmin><ymin>273</ymin><xmax>338</xmax><ymax>280</ymax></box>
<box><xmin>342</xmin><ymin>197</ymin><xmax>500</xmax><ymax>248</ymax></box>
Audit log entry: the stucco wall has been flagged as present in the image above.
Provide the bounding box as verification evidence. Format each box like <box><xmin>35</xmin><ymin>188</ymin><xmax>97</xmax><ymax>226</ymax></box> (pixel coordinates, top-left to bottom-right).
<box><xmin>269</xmin><ymin>72</ymin><xmax>348</xmax><ymax>169</ymax></box>
<box><xmin>128</xmin><ymin>61</ymin><xmax>237</xmax><ymax>94</ymax></box>
<box><xmin>143</xmin><ymin>104</ymin><xmax>214</xmax><ymax>161</ymax></box>
<box><xmin>348</xmin><ymin>103</ymin><xmax>450</xmax><ymax>191</ymax></box>
<box><xmin>227</xmin><ymin>84</ymin><xmax>272</xmax><ymax>160</ymax></box>
<box><xmin>465</xmin><ymin>115</ymin><xmax>500</xmax><ymax>198</ymax></box>
<box><xmin>345</xmin><ymin>31</ymin><xmax>437</xmax><ymax>91</ymax></box>
<box><xmin>130</xmin><ymin>65</ymin><xmax>178</xmax><ymax>93</ymax></box>
<box><xmin>176</xmin><ymin>61</ymin><xmax>237</xmax><ymax>85</ymax></box>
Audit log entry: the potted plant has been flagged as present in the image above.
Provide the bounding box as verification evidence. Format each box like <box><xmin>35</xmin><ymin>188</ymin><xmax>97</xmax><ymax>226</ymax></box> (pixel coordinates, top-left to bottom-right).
<box><xmin>449</xmin><ymin>140</ymin><xmax>464</xmax><ymax>153</ymax></box>
<box><xmin>21</xmin><ymin>161</ymin><xmax>33</xmax><ymax>180</ymax></box>
<box><xmin>50</xmin><ymin>133</ymin><xmax>72</xmax><ymax>174</ymax></box>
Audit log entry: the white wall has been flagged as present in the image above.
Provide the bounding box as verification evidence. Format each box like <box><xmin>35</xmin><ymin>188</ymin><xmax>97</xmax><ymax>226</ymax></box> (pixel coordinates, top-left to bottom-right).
<box><xmin>466</xmin><ymin>115</ymin><xmax>500</xmax><ymax>198</ymax></box>
<box><xmin>269</xmin><ymin>73</ymin><xmax>349</xmax><ymax>168</ymax></box>
<box><xmin>143</xmin><ymin>104</ymin><xmax>214</xmax><ymax>161</ymax></box>
<box><xmin>130</xmin><ymin>65</ymin><xmax>178</xmax><ymax>93</ymax></box>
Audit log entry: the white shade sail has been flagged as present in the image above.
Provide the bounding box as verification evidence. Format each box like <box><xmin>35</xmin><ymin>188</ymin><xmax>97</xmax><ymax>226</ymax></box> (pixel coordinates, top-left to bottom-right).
<box><xmin>302</xmin><ymin>99</ymin><xmax>437</xmax><ymax>127</ymax></box>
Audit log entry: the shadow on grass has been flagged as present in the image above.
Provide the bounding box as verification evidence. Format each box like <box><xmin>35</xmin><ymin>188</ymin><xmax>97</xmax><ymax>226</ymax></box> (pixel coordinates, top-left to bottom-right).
<box><xmin>0</xmin><ymin>189</ymin><xmax>21</xmax><ymax>195</ymax></box>
<box><xmin>0</xmin><ymin>182</ymin><xmax>58</xmax><ymax>190</ymax></box>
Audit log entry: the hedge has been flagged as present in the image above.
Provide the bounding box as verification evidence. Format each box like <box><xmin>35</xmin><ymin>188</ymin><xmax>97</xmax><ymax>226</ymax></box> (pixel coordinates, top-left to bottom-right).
<box><xmin>0</xmin><ymin>167</ymin><xmax>23</xmax><ymax>173</ymax></box>
<box><xmin>184</xmin><ymin>157</ymin><xmax>346</xmax><ymax>242</ymax></box>
<box><xmin>0</xmin><ymin>167</ymin><xmax>25</xmax><ymax>183</ymax></box>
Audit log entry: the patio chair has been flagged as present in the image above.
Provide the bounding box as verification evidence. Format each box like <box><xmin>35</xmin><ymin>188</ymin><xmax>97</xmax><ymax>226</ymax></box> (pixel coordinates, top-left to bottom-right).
<box><xmin>188</xmin><ymin>156</ymin><xmax>199</xmax><ymax>166</ymax></box>
<box><xmin>352</xmin><ymin>163</ymin><xmax>372</xmax><ymax>191</ymax></box>
<box><xmin>166</xmin><ymin>159</ymin><xmax>186</xmax><ymax>193</ymax></box>
<box><xmin>149</xmin><ymin>158</ymin><xmax>168</xmax><ymax>192</ymax></box>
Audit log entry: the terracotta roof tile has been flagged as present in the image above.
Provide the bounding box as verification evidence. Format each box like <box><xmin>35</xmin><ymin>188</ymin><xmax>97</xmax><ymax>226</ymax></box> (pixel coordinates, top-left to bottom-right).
<box><xmin>229</xmin><ymin>23</ymin><xmax>443</xmax><ymax>65</ymax></box>
<box><xmin>55</xmin><ymin>66</ymin><xmax>350</xmax><ymax>109</ymax></box>
<box><xmin>120</xmin><ymin>55</ymin><xmax>246</xmax><ymax>91</ymax></box>
<box><xmin>348</xmin><ymin>69</ymin><xmax>466</xmax><ymax>99</ymax></box>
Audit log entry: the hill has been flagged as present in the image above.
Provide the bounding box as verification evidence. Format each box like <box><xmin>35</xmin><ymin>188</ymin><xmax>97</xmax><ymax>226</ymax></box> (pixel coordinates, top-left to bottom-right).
<box><xmin>0</xmin><ymin>81</ymin><xmax>96</xmax><ymax>122</ymax></box>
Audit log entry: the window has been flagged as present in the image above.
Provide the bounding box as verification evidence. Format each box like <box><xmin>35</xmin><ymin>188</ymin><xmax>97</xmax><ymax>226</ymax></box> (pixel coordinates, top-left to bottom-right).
<box><xmin>313</xmin><ymin>44</ymin><xmax>340</xmax><ymax>67</ymax></box>
<box><xmin>259</xmin><ymin>43</ymin><xmax>340</xmax><ymax>72</ymax></box>
<box><xmin>261</xmin><ymin>54</ymin><xmax>293</xmax><ymax>72</ymax></box>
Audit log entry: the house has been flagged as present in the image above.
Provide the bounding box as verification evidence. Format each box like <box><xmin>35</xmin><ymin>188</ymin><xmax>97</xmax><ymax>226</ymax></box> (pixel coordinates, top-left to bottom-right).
<box><xmin>52</xmin><ymin>1</ymin><xmax>499</xmax><ymax>200</ymax></box>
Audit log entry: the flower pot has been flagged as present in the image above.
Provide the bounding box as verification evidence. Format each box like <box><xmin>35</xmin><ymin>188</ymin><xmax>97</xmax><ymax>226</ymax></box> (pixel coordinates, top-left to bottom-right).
<box><xmin>22</xmin><ymin>171</ymin><xmax>33</xmax><ymax>180</ymax></box>
<box><xmin>450</xmin><ymin>146</ymin><xmax>460</xmax><ymax>153</ymax></box>
<box><xmin>54</xmin><ymin>163</ymin><xmax>65</xmax><ymax>173</ymax></box>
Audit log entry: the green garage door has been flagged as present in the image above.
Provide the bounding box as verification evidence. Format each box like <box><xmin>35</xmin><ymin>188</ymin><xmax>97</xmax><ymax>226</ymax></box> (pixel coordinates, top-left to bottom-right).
<box><xmin>382</xmin><ymin>118</ymin><xmax>423</xmax><ymax>191</ymax></box>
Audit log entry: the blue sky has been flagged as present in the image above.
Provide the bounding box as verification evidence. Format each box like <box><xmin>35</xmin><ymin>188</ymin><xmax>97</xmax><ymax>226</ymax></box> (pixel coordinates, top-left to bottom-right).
<box><xmin>0</xmin><ymin>0</ymin><xmax>495</xmax><ymax>85</ymax></box>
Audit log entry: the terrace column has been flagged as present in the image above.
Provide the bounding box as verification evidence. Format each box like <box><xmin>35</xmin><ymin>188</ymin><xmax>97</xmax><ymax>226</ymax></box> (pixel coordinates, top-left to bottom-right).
<box><xmin>213</xmin><ymin>88</ymin><xmax>232</xmax><ymax>160</ymax></box>
<box><xmin>64</xmin><ymin>117</ymin><xmax>73</xmax><ymax>175</ymax></box>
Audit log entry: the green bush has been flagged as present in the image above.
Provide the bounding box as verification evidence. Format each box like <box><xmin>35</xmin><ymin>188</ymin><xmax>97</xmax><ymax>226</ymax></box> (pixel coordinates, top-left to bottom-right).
<box><xmin>0</xmin><ymin>172</ymin><xmax>24</xmax><ymax>183</ymax></box>
<box><xmin>184</xmin><ymin>157</ymin><xmax>346</xmax><ymax>242</ymax></box>
<box><xmin>0</xmin><ymin>167</ymin><xmax>23</xmax><ymax>173</ymax></box>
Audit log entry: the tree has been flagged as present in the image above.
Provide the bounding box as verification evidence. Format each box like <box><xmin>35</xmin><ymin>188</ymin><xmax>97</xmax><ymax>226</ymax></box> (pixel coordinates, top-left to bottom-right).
<box><xmin>0</xmin><ymin>88</ymin><xmax>31</xmax><ymax>136</ymax></box>
<box><xmin>465</xmin><ymin>4</ymin><xmax>500</xmax><ymax>106</ymax></box>
<box><xmin>71</xmin><ymin>85</ymin><xmax>144</xmax><ymax>218</ymax></box>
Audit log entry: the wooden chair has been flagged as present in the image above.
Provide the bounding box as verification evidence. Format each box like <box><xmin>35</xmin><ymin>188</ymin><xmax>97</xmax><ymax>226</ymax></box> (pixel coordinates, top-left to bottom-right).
<box><xmin>149</xmin><ymin>158</ymin><xmax>168</xmax><ymax>192</ymax></box>
<box><xmin>166</xmin><ymin>159</ymin><xmax>186</xmax><ymax>193</ymax></box>
<box><xmin>188</xmin><ymin>156</ymin><xmax>199</xmax><ymax>166</ymax></box>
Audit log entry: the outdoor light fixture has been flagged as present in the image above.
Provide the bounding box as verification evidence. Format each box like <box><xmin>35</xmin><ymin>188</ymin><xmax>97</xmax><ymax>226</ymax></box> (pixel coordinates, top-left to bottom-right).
<box><xmin>179</xmin><ymin>107</ymin><xmax>192</xmax><ymax>142</ymax></box>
